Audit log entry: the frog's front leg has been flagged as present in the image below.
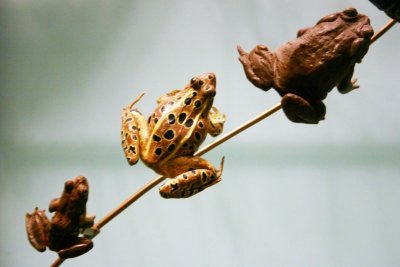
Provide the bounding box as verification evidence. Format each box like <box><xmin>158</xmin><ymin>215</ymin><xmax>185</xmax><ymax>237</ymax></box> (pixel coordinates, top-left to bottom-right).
<box><xmin>158</xmin><ymin>156</ymin><xmax>224</xmax><ymax>198</ymax></box>
<box><xmin>121</xmin><ymin>94</ymin><xmax>149</xmax><ymax>165</ymax></box>
<box><xmin>57</xmin><ymin>237</ymin><xmax>93</xmax><ymax>259</ymax></box>
<box><xmin>281</xmin><ymin>93</ymin><xmax>326</xmax><ymax>124</ymax></box>
<box><xmin>207</xmin><ymin>106</ymin><xmax>226</xmax><ymax>137</ymax></box>
<box><xmin>337</xmin><ymin>65</ymin><xmax>359</xmax><ymax>94</ymax></box>
<box><xmin>79</xmin><ymin>214</ymin><xmax>95</xmax><ymax>229</ymax></box>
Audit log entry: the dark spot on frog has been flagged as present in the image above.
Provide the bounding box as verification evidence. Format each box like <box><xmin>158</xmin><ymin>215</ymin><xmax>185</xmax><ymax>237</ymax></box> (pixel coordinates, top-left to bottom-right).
<box><xmin>168</xmin><ymin>114</ymin><xmax>176</xmax><ymax>124</ymax></box>
<box><xmin>185</xmin><ymin>119</ymin><xmax>194</xmax><ymax>127</ymax></box>
<box><xmin>152</xmin><ymin>134</ymin><xmax>161</xmax><ymax>142</ymax></box>
<box><xmin>161</xmin><ymin>106</ymin><xmax>166</xmax><ymax>112</ymax></box>
<box><xmin>163</xmin><ymin>130</ymin><xmax>175</xmax><ymax>140</ymax></box>
<box><xmin>167</xmin><ymin>144</ymin><xmax>176</xmax><ymax>152</ymax></box>
<box><xmin>178</xmin><ymin>113</ymin><xmax>187</xmax><ymax>124</ymax></box>
<box><xmin>182</xmin><ymin>174</ymin><xmax>188</xmax><ymax>179</ymax></box>
<box><xmin>154</xmin><ymin>118</ymin><xmax>158</xmax><ymax>124</ymax></box>
<box><xmin>155</xmin><ymin>147</ymin><xmax>162</xmax><ymax>156</ymax></box>
<box><xmin>170</xmin><ymin>183</ymin><xmax>179</xmax><ymax>192</ymax></box>
<box><xmin>191</xmin><ymin>78</ymin><xmax>204</xmax><ymax>90</ymax></box>
<box><xmin>201</xmin><ymin>172</ymin><xmax>208</xmax><ymax>182</ymax></box>
<box><xmin>129</xmin><ymin>146</ymin><xmax>137</xmax><ymax>154</ymax></box>
<box><xmin>198</xmin><ymin>121</ymin><xmax>204</xmax><ymax>128</ymax></box>
<box><xmin>195</xmin><ymin>132</ymin><xmax>201</xmax><ymax>140</ymax></box>
<box><xmin>182</xmin><ymin>142</ymin><xmax>189</xmax><ymax>147</ymax></box>
<box><xmin>194</xmin><ymin>100</ymin><xmax>201</xmax><ymax>108</ymax></box>
<box><xmin>132</xmin><ymin>134</ymin><xmax>138</xmax><ymax>140</ymax></box>
<box><xmin>184</xmin><ymin>98</ymin><xmax>192</xmax><ymax>105</ymax></box>
<box><xmin>192</xmin><ymin>92</ymin><xmax>197</xmax><ymax>97</ymax></box>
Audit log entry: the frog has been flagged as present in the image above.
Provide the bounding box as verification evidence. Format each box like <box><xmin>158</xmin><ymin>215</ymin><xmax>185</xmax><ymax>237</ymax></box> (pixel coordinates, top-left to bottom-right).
<box><xmin>25</xmin><ymin>175</ymin><xmax>95</xmax><ymax>259</ymax></box>
<box><xmin>121</xmin><ymin>72</ymin><xmax>226</xmax><ymax>198</ymax></box>
<box><xmin>237</xmin><ymin>7</ymin><xmax>374</xmax><ymax>123</ymax></box>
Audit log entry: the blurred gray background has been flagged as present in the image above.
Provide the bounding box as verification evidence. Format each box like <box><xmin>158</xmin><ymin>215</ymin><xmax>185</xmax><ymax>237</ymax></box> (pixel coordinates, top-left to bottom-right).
<box><xmin>1</xmin><ymin>1</ymin><xmax>399</xmax><ymax>266</ymax></box>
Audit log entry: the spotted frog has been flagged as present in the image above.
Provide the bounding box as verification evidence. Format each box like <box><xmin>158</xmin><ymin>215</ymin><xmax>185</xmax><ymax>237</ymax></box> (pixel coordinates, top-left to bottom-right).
<box><xmin>121</xmin><ymin>73</ymin><xmax>226</xmax><ymax>198</ymax></box>
<box><xmin>238</xmin><ymin>7</ymin><xmax>374</xmax><ymax>123</ymax></box>
<box><xmin>25</xmin><ymin>176</ymin><xmax>95</xmax><ymax>259</ymax></box>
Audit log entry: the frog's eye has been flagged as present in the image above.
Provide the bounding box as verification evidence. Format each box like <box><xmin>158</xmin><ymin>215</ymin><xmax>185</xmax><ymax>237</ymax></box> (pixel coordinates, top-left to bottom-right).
<box><xmin>64</xmin><ymin>180</ymin><xmax>74</xmax><ymax>193</ymax></box>
<box><xmin>198</xmin><ymin>80</ymin><xmax>204</xmax><ymax>86</ymax></box>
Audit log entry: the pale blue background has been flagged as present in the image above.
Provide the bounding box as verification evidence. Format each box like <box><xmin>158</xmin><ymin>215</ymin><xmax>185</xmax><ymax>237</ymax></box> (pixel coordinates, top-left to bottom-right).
<box><xmin>1</xmin><ymin>1</ymin><xmax>399</xmax><ymax>266</ymax></box>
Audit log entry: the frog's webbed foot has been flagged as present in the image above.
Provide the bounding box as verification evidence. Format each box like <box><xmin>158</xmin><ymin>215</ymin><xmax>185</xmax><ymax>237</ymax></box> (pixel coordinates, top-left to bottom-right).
<box><xmin>25</xmin><ymin>207</ymin><xmax>51</xmax><ymax>252</ymax></box>
<box><xmin>281</xmin><ymin>93</ymin><xmax>326</xmax><ymax>124</ymax></box>
<box><xmin>237</xmin><ymin>45</ymin><xmax>274</xmax><ymax>91</ymax></box>
<box><xmin>121</xmin><ymin>93</ymin><xmax>148</xmax><ymax>165</ymax></box>
<box><xmin>207</xmin><ymin>106</ymin><xmax>226</xmax><ymax>137</ymax></box>
<box><xmin>80</xmin><ymin>214</ymin><xmax>95</xmax><ymax>229</ymax></box>
<box><xmin>159</xmin><ymin>157</ymin><xmax>224</xmax><ymax>199</ymax></box>
<box><xmin>338</xmin><ymin>78</ymin><xmax>359</xmax><ymax>94</ymax></box>
<box><xmin>57</xmin><ymin>237</ymin><xmax>93</xmax><ymax>259</ymax></box>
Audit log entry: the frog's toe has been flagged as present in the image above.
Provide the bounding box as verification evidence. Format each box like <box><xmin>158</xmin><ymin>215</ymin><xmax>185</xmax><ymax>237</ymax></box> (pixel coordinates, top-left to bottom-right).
<box><xmin>351</xmin><ymin>78</ymin><xmax>359</xmax><ymax>89</ymax></box>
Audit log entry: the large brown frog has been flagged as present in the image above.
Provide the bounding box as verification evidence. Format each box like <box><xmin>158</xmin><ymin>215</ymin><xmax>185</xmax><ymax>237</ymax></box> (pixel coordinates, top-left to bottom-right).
<box><xmin>238</xmin><ymin>7</ymin><xmax>374</xmax><ymax>123</ymax></box>
<box><xmin>25</xmin><ymin>175</ymin><xmax>95</xmax><ymax>259</ymax></box>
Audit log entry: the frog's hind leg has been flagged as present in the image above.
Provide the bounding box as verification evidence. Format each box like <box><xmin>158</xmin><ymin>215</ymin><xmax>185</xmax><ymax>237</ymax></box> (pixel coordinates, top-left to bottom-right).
<box><xmin>159</xmin><ymin>156</ymin><xmax>224</xmax><ymax>199</ymax></box>
<box><xmin>56</xmin><ymin>237</ymin><xmax>93</xmax><ymax>259</ymax></box>
<box><xmin>121</xmin><ymin>93</ymin><xmax>148</xmax><ymax>165</ymax></box>
<box><xmin>281</xmin><ymin>93</ymin><xmax>326</xmax><ymax>124</ymax></box>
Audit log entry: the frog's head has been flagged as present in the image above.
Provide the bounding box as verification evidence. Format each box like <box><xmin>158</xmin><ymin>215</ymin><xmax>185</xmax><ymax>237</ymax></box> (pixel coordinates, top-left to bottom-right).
<box><xmin>315</xmin><ymin>7</ymin><xmax>374</xmax><ymax>62</ymax></box>
<box><xmin>64</xmin><ymin>175</ymin><xmax>89</xmax><ymax>201</ymax></box>
<box><xmin>189</xmin><ymin>72</ymin><xmax>217</xmax><ymax>98</ymax></box>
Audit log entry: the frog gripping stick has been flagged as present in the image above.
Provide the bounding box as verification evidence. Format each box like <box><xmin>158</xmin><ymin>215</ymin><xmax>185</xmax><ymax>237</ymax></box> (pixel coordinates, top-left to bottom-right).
<box><xmin>238</xmin><ymin>8</ymin><xmax>374</xmax><ymax>124</ymax></box>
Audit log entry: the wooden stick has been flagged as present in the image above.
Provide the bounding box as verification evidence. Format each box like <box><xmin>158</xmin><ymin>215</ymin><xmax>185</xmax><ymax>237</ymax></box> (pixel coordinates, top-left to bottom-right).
<box><xmin>371</xmin><ymin>19</ymin><xmax>397</xmax><ymax>44</ymax></box>
<box><xmin>50</xmin><ymin>18</ymin><xmax>396</xmax><ymax>267</ymax></box>
<box><xmin>95</xmin><ymin>102</ymin><xmax>283</xmax><ymax>230</ymax></box>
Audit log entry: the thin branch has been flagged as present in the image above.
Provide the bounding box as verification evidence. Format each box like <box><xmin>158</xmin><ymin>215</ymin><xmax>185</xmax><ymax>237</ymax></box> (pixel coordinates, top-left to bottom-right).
<box><xmin>371</xmin><ymin>19</ymin><xmax>396</xmax><ymax>44</ymax></box>
<box><xmin>50</xmin><ymin>18</ymin><xmax>396</xmax><ymax>267</ymax></box>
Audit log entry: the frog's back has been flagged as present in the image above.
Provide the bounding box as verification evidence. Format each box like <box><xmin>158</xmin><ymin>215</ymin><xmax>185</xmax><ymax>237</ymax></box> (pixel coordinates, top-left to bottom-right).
<box><xmin>273</xmin><ymin>8</ymin><xmax>372</xmax><ymax>99</ymax></box>
<box><xmin>142</xmin><ymin>88</ymin><xmax>209</xmax><ymax>166</ymax></box>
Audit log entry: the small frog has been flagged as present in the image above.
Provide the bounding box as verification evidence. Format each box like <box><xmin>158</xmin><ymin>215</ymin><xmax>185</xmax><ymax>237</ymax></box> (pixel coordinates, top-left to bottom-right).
<box><xmin>25</xmin><ymin>175</ymin><xmax>95</xmax><ymax>259</ymax></box>
<box><xmin>238</xmin><ymin>7</ymin><xmax>374</xmax><ymax>123</ymax></box>
<box><xmin>121</xmin><ymin>73</ymin><xmax>226</xmax><ymax>198</ymax></box>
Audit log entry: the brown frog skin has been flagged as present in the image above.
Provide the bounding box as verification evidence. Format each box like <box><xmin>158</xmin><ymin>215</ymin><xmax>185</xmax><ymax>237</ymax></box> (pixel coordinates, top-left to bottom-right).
<box><xmin>237</xmin><ymin>7</ymin><xmax>374</xmax><ymax>124</ymax></box>
<box><xmin>121</xmin><ymin>73</ymin><xmax>226</xmax><ymax>198</ymax></box>
<box><xmin>25</xmin><ymin>175</ymin><xmax>95</xmax><ymax>259</ymax></box>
